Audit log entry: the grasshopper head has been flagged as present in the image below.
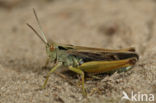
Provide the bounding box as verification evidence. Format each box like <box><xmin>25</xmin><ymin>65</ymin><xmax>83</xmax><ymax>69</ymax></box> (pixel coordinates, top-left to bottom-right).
<box><xmin>46</xmin><ymin>43</ymin><xmax>57</xmax><ymax>62</ymax></box>
<box><xmin>49</xmin><ymin>43</ymin><xmax>55</xmax><ymax>51</ymax></box>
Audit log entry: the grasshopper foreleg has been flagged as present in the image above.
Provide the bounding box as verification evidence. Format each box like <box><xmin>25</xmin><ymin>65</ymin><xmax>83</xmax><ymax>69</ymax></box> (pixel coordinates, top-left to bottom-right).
<box><xmin>42</xmin><ymin>62</ymin><xmax>62</xmax><ymax>89</ymax></box>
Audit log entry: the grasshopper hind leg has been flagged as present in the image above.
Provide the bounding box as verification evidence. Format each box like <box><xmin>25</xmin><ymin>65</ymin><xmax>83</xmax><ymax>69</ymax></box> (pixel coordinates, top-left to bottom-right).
<box><xmin>68</xmin><ymin>66</ymin><xmax>87</xmax><ymax>97</ymax></box>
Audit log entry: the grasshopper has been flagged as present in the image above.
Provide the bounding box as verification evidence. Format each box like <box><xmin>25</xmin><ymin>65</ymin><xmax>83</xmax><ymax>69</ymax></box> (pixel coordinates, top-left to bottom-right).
<box><xmin>27</xmin><ymin>9</ymin><xmax>139</xmax><ymax>96</ymax></box>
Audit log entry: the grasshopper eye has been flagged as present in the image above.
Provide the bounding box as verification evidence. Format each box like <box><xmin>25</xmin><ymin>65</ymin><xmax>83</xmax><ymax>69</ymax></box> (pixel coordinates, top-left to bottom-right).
<box><xmin>50</xmin><ymin>45</ymin><xmax>54</xmax><ymax>51</ymax></box>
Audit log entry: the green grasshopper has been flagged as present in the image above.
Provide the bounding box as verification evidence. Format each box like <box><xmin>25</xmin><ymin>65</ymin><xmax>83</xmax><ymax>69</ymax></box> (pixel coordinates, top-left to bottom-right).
<box><xmin>27</xmin><ymin>9</ymin><xmax>139</xmax><ymax>96</ymax></box>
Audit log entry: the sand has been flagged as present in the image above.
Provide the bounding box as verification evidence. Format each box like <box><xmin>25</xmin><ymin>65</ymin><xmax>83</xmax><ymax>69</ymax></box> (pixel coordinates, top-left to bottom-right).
<box><xmin>0</xmin><ymin>0</ymin><xmax>156</xmax><ymax>103</ymax></box>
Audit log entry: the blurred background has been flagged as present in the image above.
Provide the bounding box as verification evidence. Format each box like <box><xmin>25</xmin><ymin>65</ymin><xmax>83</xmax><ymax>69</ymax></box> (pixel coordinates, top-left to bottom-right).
<box><xmin>0</xmin><ymin>0</ymin><xmax>156</xmax><ymax>103</ymax></box>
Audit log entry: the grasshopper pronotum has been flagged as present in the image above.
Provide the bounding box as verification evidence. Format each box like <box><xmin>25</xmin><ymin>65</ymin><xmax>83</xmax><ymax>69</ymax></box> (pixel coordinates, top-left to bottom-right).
<box><xmin>27</xmin><ymin>9</ymin><xmax>139</xmax><ymax>96</ymax></box>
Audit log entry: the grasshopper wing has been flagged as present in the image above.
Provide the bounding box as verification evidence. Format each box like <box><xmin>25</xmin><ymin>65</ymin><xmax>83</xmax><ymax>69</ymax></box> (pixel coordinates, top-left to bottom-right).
<box><xmin>57</xmin><ymin>44</ymin><xmax>139</xmax><ymax>62</ymax></box>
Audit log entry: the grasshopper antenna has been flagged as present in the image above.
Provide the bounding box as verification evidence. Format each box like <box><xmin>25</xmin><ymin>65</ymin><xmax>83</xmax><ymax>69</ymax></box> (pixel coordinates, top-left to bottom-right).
<box><xmin>27</xmin><ymin>23</ymin><xmax>47</xmax><ymax>45</ymax></box>
<box><xmin>33</xmin><ymin>8</ymin><xmax>48</xmax><ymax>44</ymax></box>
<box><xmin>26</xmin><ymin>9</ymin><xmax>49</xmax><ymax>45</ymax></box>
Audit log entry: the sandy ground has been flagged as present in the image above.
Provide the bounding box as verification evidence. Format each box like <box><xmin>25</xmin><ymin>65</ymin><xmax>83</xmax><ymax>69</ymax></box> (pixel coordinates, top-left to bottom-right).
<box><xmin>0</xmin><ymin>0</ymin><xmax>156</xmax><ymax>103</ymax></box>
